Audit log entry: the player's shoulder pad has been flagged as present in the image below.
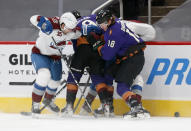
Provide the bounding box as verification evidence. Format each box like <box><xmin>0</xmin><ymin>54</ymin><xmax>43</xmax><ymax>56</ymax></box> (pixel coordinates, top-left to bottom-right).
<box><xmin>47</xmin><ymin>16</ymin><xmax>60</xmax><ymax>30</ymax></box>
<box><xmin>110</xmin><ymin>22</ymin><xmax>122</xmax><ymax>35</ymax></box>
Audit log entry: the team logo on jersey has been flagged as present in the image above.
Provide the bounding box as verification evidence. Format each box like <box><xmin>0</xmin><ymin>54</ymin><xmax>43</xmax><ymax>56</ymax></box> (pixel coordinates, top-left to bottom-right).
<box><xmin>109</xmin><ymin>29</ymin><xmax>112</xmax><ymax>35</ymax></box>
<box><xmin>57</xmin><ymin>31</ymin><xmax>63</xmax><ymax>36</ymax></box>
<box><xmin>85</xmin><ymin>21</ymin><xmax>90</xmax><ymax>25</ymax></box>
<box><xmin>52</xmin><ymin>17</ymin><xmax>59</xmax><ymax>24</ymax></box>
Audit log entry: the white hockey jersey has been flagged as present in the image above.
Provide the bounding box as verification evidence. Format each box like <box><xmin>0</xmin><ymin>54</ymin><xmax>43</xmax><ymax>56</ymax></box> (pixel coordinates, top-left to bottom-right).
<box><xmin>30</xmin><ymin>15</ymin><xmax>81</xmax><ymax>56</ymax></box>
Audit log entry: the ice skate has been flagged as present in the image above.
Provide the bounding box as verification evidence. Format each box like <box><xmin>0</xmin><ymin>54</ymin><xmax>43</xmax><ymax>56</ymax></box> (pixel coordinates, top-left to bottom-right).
<box><xmin>94</xmin><ymin>105</ymin><xmax>104</xmax><ymax>116</ymax></box>
<box><xmin>123</xmin><ymin>104</ymin><xmax>150</xmax><ymax>119</ymax></box>
<box><xmin>94</xmin><ymin>103</ymin><xmax>114</xmax><ymax>117</ymax></box>
<box><xmin>61</xmin><ymin>104</ymin><xmax>73</xmax><ymax>117</ymax></box>
<box><xmin>31</xmin><ymin>102</ymin><xmax>41</xmax><ymax>118</ymax></box>
<box><xmin>79</xmin><ymin>93</ymin><xmax>95</xmax><ymax>116</ymax></box>
<box><xmin>42</xmin><ymin>98</ymin><xmax>60</xmax><ymax>113</ymax></box>
<box><xmin>79</xmin><ymin>102</ymin><xmax>92</xmax><ymax>116</ymax></box>
<box><xmin>108</xmin><ymin>105</ymin><xmax>115</xmax><ymax>117</ymax></box>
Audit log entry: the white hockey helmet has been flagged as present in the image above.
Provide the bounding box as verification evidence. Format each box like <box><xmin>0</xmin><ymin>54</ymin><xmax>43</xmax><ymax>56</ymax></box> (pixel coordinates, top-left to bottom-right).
<box><xmin>59</xmin><ymin>12</ymin><xmax>77</xmax><ymax>30</ymax></box>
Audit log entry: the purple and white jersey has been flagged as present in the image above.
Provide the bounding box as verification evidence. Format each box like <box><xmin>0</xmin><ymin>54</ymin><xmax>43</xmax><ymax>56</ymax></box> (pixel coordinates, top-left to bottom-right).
<box><xmin>100</xmin><ymin>19</ymin><xmax>144</xmax><ymax>61</ymax></box>
<box><xmin>76</xmin><ymin>14</ymin><xmax>97</xmax><ymax>29</ymax></box>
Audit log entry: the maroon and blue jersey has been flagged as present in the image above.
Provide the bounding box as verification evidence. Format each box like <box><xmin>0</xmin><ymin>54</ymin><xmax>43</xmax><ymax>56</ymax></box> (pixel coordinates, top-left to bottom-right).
<box><xmin>100</xmin><ymin>19</ymin><xmax>144</xmax><ymax>60</ymax></box>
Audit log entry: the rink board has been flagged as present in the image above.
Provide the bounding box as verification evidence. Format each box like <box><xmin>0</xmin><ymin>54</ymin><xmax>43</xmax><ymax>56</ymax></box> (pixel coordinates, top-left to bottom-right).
<box><xmin>0</xmin><ymin>41</ymin><xmax>191</xmax><ymax>117</ymax></box>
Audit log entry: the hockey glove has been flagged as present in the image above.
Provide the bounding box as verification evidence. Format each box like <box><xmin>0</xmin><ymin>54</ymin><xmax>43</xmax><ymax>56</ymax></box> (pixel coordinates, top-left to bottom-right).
<box><xmin>92</xmin><ymin>40</ymin><xmax>104</xmax><ymax>51</ymax></box>
<box><xmin>37</xmin><ymin>16</ymin><xmax>53</xmax><ymax>35</ymax></box>
<box><xmin>86</xmin><ymin>32</ymin><xmax>101</xmax><ymax>45</ymax></box>
<box><xmin>82</xmin><ymin>24</ymin><xmax>102</xmax><ymax>36</ymax></box>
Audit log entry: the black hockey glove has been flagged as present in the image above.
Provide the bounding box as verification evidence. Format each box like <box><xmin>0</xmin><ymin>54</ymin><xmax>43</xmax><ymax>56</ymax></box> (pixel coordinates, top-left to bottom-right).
<box><xmin>86</xmin><ymin>32</ymin><xmax>100</xmax><ymax>44</ymax></box>
<box><xmin>86</xmin><ymin>32</ymin><xmax>104</xmax><ymax>51</ymax></box>
<box><xmin>92</xmin><ymin>40</ymin><xmax>104</xmax><ymax>51</ymax></box>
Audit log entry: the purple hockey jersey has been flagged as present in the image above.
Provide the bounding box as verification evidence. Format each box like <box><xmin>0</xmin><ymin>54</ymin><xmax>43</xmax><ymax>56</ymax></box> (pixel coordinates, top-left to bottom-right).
<box><xmin>100</xmin><ymin>19</ymin><xmax>144</xmax><ymax>60</ymax></box>
<box><xmin>76</xmin><ymin>14</ymin><xmax>97</xmax><ymax>29</ymax></box>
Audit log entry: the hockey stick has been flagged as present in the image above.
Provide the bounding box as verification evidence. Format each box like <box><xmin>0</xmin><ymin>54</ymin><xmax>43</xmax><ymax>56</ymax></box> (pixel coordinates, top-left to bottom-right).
<box><xmin>39</xmin><ymin>81</ymin><xmax>66</xmax><ymax>112</ymax></box>
<box><xmin>73</xmin><ymin>74</ymin><xmax>90</xmax><ymax>113</ymax></box>
<box><xmin>51</xmin><ymin>37</ymin><xmax>96</xmax><ymax>117</ymax></box>
<box><xmin>61</xmin><ymin>55</ymin><xmax>96</xmax><ymax>117</ymax></box>
<box><xmin>20</xmin><ymin>80</ymin><xmax>67</xmax><ymax>116</ymax></box>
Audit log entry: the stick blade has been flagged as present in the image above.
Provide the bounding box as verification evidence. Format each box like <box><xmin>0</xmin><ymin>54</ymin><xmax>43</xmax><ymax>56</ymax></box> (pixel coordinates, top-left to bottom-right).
<box><xmin>20</xmin><ymin>111</ymin><xmax>32</xmax><ymax>116</ymax></box>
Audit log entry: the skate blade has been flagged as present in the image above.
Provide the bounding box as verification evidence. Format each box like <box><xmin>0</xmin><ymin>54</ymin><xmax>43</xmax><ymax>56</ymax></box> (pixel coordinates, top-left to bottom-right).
<box><xmin>45</xmin><ymin>107</ymin><xmax>60</xmax><ymax>114</ymax></box>
<box><xmin>137</xmin><ymin>113</ymin><xmax>151</xmax><ymax>119</ymax></box>
<box><xmin>94</xmin><ymin>113</ymin><xmax>104</xmax><ymax>118</ymax></box>
<box><xmin>31</xmin><ymin>113</ymin><xmax>42</xmax><ymax>119</ymax></box>
<box><xmin>94</xmin><ymin>113</ymin><xmax>116</xmax><ymax>118</ymax></box>
<box><xmin>42</xmin><ymin>103</ymin><xmax>60</xmax><ymax>114</ymax></box>
<box><xmin>109</xmin><ymin>113</ymin><xmax>115</xmax><ymax>118</ymax></box>
<box><xmin>61</xmin><ymin>112</ymin><xmax>74</xmax><ymax>117</ymax></box>
<box><xmin>123</xmin><ymin>115</ymin><xmax>135</xmax><ymax>119</ymax></box>
<box><xmin>20</xmin><ymin>111</ymin><xmax>32</xmax><ymax>116</ymax></box>
<box><xmin>79</xmin><ymin>108</ymin><xmax>92</xmax><ymax>116</ymax></box>
<box><xmin>79</xmin><ymin>111</ymin><xmax>91</xmax><ymax>116</ymax></box>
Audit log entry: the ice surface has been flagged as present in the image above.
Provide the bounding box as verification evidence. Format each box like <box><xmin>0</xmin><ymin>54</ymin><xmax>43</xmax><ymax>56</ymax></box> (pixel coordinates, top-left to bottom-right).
<box><xmin>0</xmin><ymin>113</ymin><xmax>191</xmax><ymax>131</ymax></box>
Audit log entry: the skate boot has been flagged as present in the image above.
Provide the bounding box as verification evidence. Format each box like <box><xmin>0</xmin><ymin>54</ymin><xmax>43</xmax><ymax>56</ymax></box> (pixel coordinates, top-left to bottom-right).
<box><xmin>94</xmin><ymin>103</ymin><xmax>114</xmax><ymax>117</ymax></box>
<box><xmin>123</xmin><ymin>94</ymin><xmax>150</xmax><ymax>119</ymax></box>
<box><xmin>94</xmin><ymin>105</ymin><xmax>104</xmax><ymax>116</ymax></box>
<box><xmin>42</xmin><ymin>98</ymin><xmax>60</xmax><ymax>113</ymax></box>
<box><xmin>108</xmin><ymin>104</ymin><xmax>115</xmax><ymax>117</ymax></box>
<box><xmin>102</xmin><ymin>103</ymin><xmax>110</xmax><ymax>117</ymax></box>
<box><xmin>61</xmin><ymin>103</ymin><xmax>73</xmax><ymax>117</ymax></box>
<box><xmin>123</xmin><ymin>104</ymin><xmax>150</xmax><ymax>119</ymax></box>
<box><xmin>94</xmin><ymin>98</ymin><xmax>115</xmax><ymax>117</ymax></box>
<box><xmin>79</xmin><ymin>102</ymin><xmax>92</xmax><ymax>115</ymax></box>
<box><xmin>79</xmin><ymin>93</ymin><xmax>95</xmax><ymax>116</ymax></box>
<box><xmin>31</xmin><ymin>102</ymin><xmax>41</xmax><ymax>118</ymax></box>
<box><xmin>31</xmin><ymin>102</ymin><xmax>41</xmax><ymax>114</ymax></box>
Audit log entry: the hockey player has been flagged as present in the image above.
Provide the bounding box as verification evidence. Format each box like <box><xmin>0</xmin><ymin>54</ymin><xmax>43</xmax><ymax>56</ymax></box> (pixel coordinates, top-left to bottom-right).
<box><xmin>60</xmin><ymin>13</ymin><xmax>115</xmax><ymax>117</ymax></box>
<box><xmin>92</xmin><ymin>9</ymin><xmax>153</xmax><ymax>118</ymax></box>
<box><xmin>80</xmin><ymin>13</ymin><xmax>156</xmax><ymax>116</ymax></box>
<box><xmin>30</xmin><ymin>12</ymin><xmax>81</xmax><ymax>115</ymax></box>
<box><xmin>80</xmin><ymin>19</ymin><xmax>156</xmax><ymax>117</ymax></box>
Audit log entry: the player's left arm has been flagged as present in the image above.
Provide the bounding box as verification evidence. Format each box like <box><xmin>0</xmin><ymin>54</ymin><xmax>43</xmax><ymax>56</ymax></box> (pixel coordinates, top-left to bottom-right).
<box><xmin>30</xmin><ymin>15</ymin><xmax>53</xmax><ymax>35</ymax></box>
<box><xmin>50</xmin><ymin>29</ymin><xmax>81</xmax><ymax>50</ymax></box>
<box><xmin>125</xmin><ymin>20</ymin><xmax>156</xmax><ymax>41</ymax></box>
